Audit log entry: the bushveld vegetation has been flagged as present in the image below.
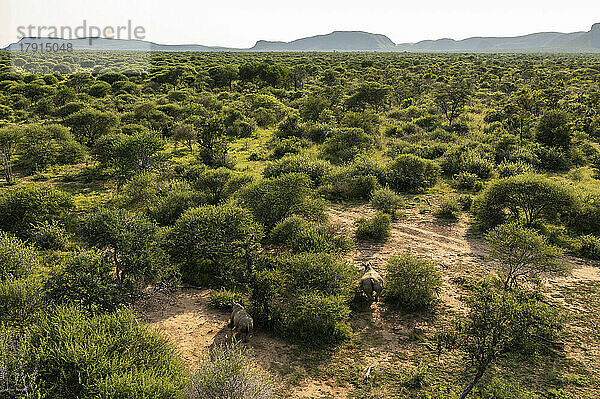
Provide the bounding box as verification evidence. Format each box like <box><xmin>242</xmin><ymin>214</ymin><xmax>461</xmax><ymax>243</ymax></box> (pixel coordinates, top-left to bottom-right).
<box><xmin>1</xmin><ymin>51</ymin><xmax>600</xmax><ymax>398</ymax></box>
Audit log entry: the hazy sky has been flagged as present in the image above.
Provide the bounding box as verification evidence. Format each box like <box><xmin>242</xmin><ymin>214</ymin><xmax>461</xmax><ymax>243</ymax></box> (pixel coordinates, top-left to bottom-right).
<box><xmin>2</xmin><ymin>0</ymin><xmax>600</xmax><ymax>47</ymax></box>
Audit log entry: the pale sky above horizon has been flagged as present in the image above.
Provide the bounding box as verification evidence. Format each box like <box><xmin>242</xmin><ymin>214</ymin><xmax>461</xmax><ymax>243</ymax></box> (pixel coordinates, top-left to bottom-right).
<box><xmin>1</xmin><ymin>0</ymin><xmax>599</xmax><ymax>48</ymax></box>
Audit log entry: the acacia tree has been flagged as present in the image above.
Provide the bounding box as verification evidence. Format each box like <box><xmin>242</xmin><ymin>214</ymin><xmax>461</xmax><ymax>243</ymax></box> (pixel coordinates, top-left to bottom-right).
<box><xmin>438</xmin><ymin>280</ymin><xmax>563</xmax><ymax>399</ymax></box>
<box><xmin>486</xmin><ymin>222</ymin><xmax>566</xmax><ymax>289</ymax></box>
<box><xmin>0</xmin><ymin>125</ymin><xmax>23</xmax><ymax>184</ymax></box>
<box><xmin>433</xmin><ymin>79</ymin><xmax>471</xmax><ymax>127</ymax></box>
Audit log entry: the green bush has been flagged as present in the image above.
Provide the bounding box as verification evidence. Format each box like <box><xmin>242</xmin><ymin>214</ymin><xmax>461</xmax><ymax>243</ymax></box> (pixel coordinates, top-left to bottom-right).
<box><xmin>0</xmin><ymin>183</ymin><xmax>73</xmax><ymax>235</ymax></box>
<box><xmin>371</xmin><ymin>187</ymin><xmax>403</xmax><ymax>218</ymax></box>
<box><xmin>277</xmin><ymin>252</ymin><xmax>357</xmax><ymax>296</ymax></box>
<box><xmin>355</xmin><ymin>212</ymin><xmax>391</xmax><ymax>242</ymax></box>
<box><xmin>270</xmin><ymin>215</ymin><xmax>350</xmax><ymax>253</ymax></box>
<box><xmin>497</xmin><ymin>160</ymin><xmax>535</xmax><ymax>178</ymax></box>
<box><xmin>209</xmin><ymin>289</ymin><xmax>246</xmax><ymax>310</ymax></box>
<box><xmin>434</xmin><ymin>199</ymin><xmax>462</xmax><ymax>221</ymax></box>
<box><xmin>28</xmin><ymin>220</ymin><xmax>72</xmax><ymax>250</ymax></box>
<box><xmin>536</xmin><ymin>110</ymin><xmax>572</xmax><ymax>149</ymax></box>
<box><xmin>0</xmin><ymin>276</ymin><xmax>43</xmax><ymax>326</ymax></box>
<box><xmin>263</xmin><ymin>153</ymin><xmax>332</xmax><ymax>186</ymax></box>
<box><xmin>320</xmin><ymin>170</ymin><xmax>379</xmax><ymax>201</ymax></box>
<box><xmin>79</xmin><ymin>208</ymin><xmax>168</xmax><ymax>288</ymax></box>
<box><xmin>278</xmin><ymin>292</ymin><xmax>352</xmax><ymax>346</ymax></box>
<box><xmin>577</xmin><ymin>234</ymin><xmax>600</xmax><ymax>260</ymax></box>
<box><xmin>0</xmin><ymin>231</ymin><xmax>39</xmax><ymax>280</ymax></box>
<box><xmin>387</xmin><ymin>154</ymin><xmax>440</xmax><ymax>192</ymax></box>
<box><xmin>45</xmin><ymin>251</ymin><xmax>132</xmax><ymax>314</ymax></box>
<box><xmin>29</xmin><ymin>306</ymin><xmax>186</xmax><ymax>398</ymax></box>
<box><xmin>165</xmin><ymin>204</ymin><xmax>263</xmax><ymax>287</ymax></box>
<box><xmin>384</xmin><ymin>253</ymin><xmax>442</xmax><ymax>311</ymax></box>
<box><xmin>321</xmin><ymin>127</ymin><xmax>374</xmax><ymax>164</ymax></box>
<box><xmin>452</xmin><ymin>171</ymin><xmax>482</xmax><ymax>191</ymax></box>
<box><xmin>18</xmin><ymin>124</ymin><xmax>85</xmax><ymax>173</ymax></box>
<box><xmin>238</xmin><ymin>173</ymin><xmax>326</xmax><ymax>231</ymax></box>
<box><xmin>189</xmin><ymin>343</ymin><xmax>274</xmax><ymax>399</ymax></box>
<box><xmin>472</xmin><ymin>174</ymin><xmax>576</xmax><ymax>230</ymax></box>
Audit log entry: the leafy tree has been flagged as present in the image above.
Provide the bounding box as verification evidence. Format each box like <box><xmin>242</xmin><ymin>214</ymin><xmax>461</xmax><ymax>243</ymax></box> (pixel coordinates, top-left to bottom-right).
<box><xmin>387</xmin><ymin>154</ymin><xmax>441</xmax><ymax>192</ymax></box>
<box><xmin>18</xmin><ymin>124</ymin><xmax>85</xmax><ymax>173</ymax></box>
<box><xmin>345</xmin><ymin>81</ymin><xmax>389</xmax><ymax>111</ymax></box>
<box><xmin>486</xmin><ymin>222</ymin><xmax>566</xmax><ymax>289</ymax></box>
<box><xmin>172</xmin><ymin>123</ymin><xmax>196</xmax><ymax>152</ymax></box>
<box><xmin>79</xmin><ymin>208</ymin><xmax>167</xmax><ymax>287</ymax></box>
<box><xmin>64</xmin><ymin>108</ymin><xmax>119</xmax><ymax>146</ymax></box>
<box><xmin>165</xmin><ymin>204</ymin><xmax>264</xmax><ymax>287</ymax></box>
<box><xmin>438</xmin><ymin>281</ymin><xmax>563</xmax><ymax>399</ymax></box>
<box><xmin>0</xmin><ymin>184</ymin><xmax>73</xmax><ymax>235</ymax></box>
<box><xmin>0</xmin><ymin>125</ymin><xmax>23</xmax><ymax>183</ymax></box>
<box><xmin>238</xmin><ymin>173</ymin><xmax>326</xmax><ymax>231</ymax></box>
<box><xmin>384</xmin><ymin>252</ymin><xmax>442</xmax><ymax>311</ymax></box>
<box><xmin>195</xmin><ymin>115</ymin><xmax>229</xmax><ymax>166</ymax></box>
<box><xmin>433</xmin><ymin>79</ymin><xmax>471</xmax><ymax>127</ymax></box>
<box><xmin>321</xmin><ymin>127</ymin><xmax>374</xmax><ymax>164</ymax></box>
<box><xmin>536</xmin><ymin>110</ymin><xmax>572</xmax><ymax>148</ymax></box>
<box><xmin>45</xmin><ymin>251</ymin><xmax>132</xmax><ymax>314</ymax></box>
<box><xmin>473</xmin><ymin>174</ymin><xmax>576</xmax><ymax>230</ymax></box>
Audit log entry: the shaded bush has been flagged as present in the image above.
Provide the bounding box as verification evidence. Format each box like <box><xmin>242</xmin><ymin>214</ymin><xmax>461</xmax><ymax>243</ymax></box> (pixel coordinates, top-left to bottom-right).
<box><xmin>238</xmin><ymin>173</ymin><xmax>326</xmax><ymax>231</ymax></box>
<box><xmin>188</xmin><ymin>343</ymin><xmax>274</xmax><ymax>399</ymax></box>
<box><xmin>355</xmin><ymin>212</ymin><xmax>392</xmax><ymax>242</ymax></box>
<box><xmin>278</xmin><ymin>292</ymin><xmax>352</xmax><ymax>346</ymax></box>
<box><xmin>0</xmin><ymin>276</ymin><xmax>43</xmax><ymax>326</ymax></box>
<box><xmin>434</xmin><ymin>199</ymin><xmax>461</xmax><ymax>221</ymax></box>
<box><xmin>29</xmin><ymin>306</ymin><xmax>186</xmax><ymax>398</ymax></box>
<box><xmin>321</xmin><ymin>127</ymin><xmax>373</xmax><ymax>164</ymax></box>
<box><xmin>387</xmin><ymin>154</ymin><xmax>440</xmax><ymax>192</ymax></box>
<box><xmin>165</xmin><ymin>204</ymin><xmax>263</xmax><ymax>287</ymax></box>
<box><xmin>473</xmin><ymin>174</ymin><xmax>576</xmax><ymax>230</ymax></box>
<box><xmin>384</xmin><ymin>253</ymin><xmax>442</xmax><ymax>311</ymax></box>
<box><xmin>0</xmin><ymin>184</ymin><xmax>73</xmax><ymax>236</ymax></box>
<box><xmin>270</xmin><ymin>215</ymin><xmax>350</xmax><ymax>253</ymax></box>
<box><xmin>263</xmin><ymin>154</ymin><xmax>332</xmax><ymax>186</ymax></box>
<box><xmin>45</xmin><ymin>251</ymin><xmax>132</xmax><ymax>314</ymax></box>
<box><xmin>371</xmin><ymin>187</ymin><xmax>403</xmax><ymax>218</ymax></box>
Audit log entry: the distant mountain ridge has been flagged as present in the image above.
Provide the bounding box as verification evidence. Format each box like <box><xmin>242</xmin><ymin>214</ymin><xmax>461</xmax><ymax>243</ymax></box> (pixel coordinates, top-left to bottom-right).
<box><xmin>4</xmin><ymin>23</ymin><xmax>600</xmax><ymax>52</ymax></box>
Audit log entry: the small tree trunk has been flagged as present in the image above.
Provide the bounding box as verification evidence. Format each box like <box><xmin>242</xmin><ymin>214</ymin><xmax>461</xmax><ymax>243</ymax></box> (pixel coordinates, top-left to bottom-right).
<box><xmin>459</xmin><ymin>368</ymin><xmax>485</xmax><ymax>399</ymax></box>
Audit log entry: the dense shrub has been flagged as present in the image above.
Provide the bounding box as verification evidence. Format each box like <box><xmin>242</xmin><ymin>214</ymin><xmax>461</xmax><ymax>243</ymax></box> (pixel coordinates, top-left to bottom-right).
<box><xmin>165</xmin><ymin>204</ymin><xmax>263</xmax><ymax>287</ymax></box>
<box><xmin>0</xmin><ymin>231</ymin><xmax>39</xmax><ymax>280</ymax></box>
<box><xmin>386</xmin><ymin>154</ymin><xmax>440</xmax><ymax>192</ymax></box>
<box><xmin>29</xmin><ymin>306</ymin><xmax>186</xmax><ymax>398</ymax></box>
<box><xmin>209</xmin><ymin>289</ymin><xmax>246</xmax><ymax>310</ymax></box>
<box><xmin>263</xmin><ymin>153</ymin><xmax>332</xmax><ymax>186</ymax></box>
<box><xmin>440</xmin><ymin>146</ymin><xmax>494</xmax><ymax>179</ymax></box>
<box><xmin>188</xmin><ymin>343</ymin><xmax>274</xmax><ymax>399</ymax></box>
<box><xmin>371</xmin><ymin>187</ymin><xmax>403</xmax><ymax>218</ymax></box>
<box><xmin>18</xmin><ymin>124</ymin><xmax>85</xmax><ymax>173</ymax></box>
<box><xmin>434</xmin><ymin>199</ymin><xmax>462</xmax><ymax>221</ymax></box>
<box><xmin>28</xmin><ymin>220</ymin><xmax>72</xmax><ymax>250</ymax></box>
<box><xmin>45</xmin><ymin>251</ymin><xmax>132</xmax><ymax>314</ymax></box>
<box><xmin>473</xmin><ymin>174</ymin><xmax>576</xmax><ymax>230</ymax></box>
<box><xmin>321</xmin><ymin>127</ymin><xmax>374</xmax><ymax>164</ymax></box>
<box><xmin>0</xmin><ymin>276</ymin><xmax>43</xmax><ymax>326</ymax></box>
<box><xmin>238</xmin><ymin>173</ymin><xmax>326</xmax><ymax>231</ymax></box>
<box><xmin>384</xmin><ymin>253</ymin><xmax>442</xmax><ymax>311</ymax></box>
<box><xmin>355</xmin><ymin>212</ymin><xmax>392</xmax><ymax>242</ymax></box>
<box><xmin>576</xmin><ymin>234</ymin><xmax>600</xmax><ymax>260</ymax></box>
<box><xmin>0</xmin><ymin>184</ymin><xmax>73</xmax><ymax>235</ymax></box>
<box><xmin>278</xmin><ymin>292</ymin><xmax>352</xmax><ymax>346</ymax></box>
<box><xmin>276</xmin><ymin>253</ymin><xmax>357</xmax><ymax>296</ymax></box>
<box><xmin>452</xmin><ymin>171</ymin><xmax>482</xmax><ymax>191</ymax></box>
<box><xmin>270</xmin><ymin>215</ymin><xmax>350</xmax><ymax>253</ymax></box>
<box><xmin>497</xmin><ymin>160</ymin><xmax>535</xmax><ymax>178</ymax></box>
<box><xmin>79</xmin><ymin>208</ymin><xmax>168</xmax><ymax>288</ymax></box>
<box><xmin>536</xmin><ymin>110</ymin><xmax>572</xmax><ymax>149</ymax></box>
<box><xmin>320</xmin><ymin>169</ymin><xmax>380</xmax><ymax>201</ymax></box>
